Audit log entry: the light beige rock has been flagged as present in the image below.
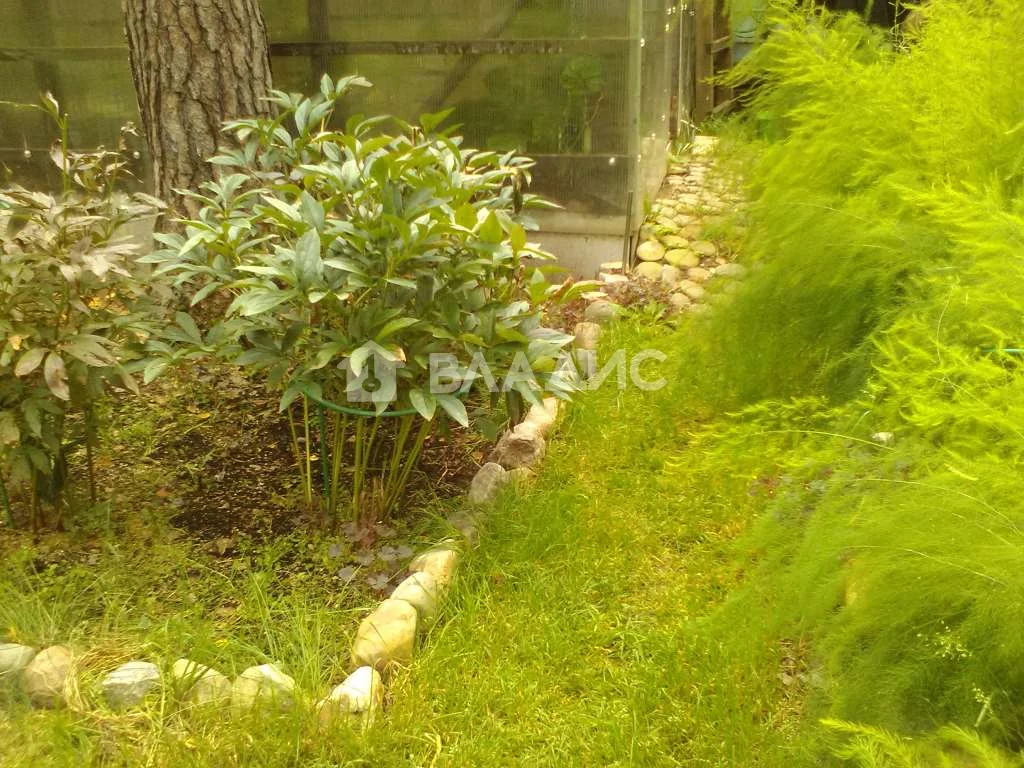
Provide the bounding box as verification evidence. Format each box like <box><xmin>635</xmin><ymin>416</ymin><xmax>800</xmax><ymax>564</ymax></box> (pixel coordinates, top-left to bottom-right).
<box><xmin>692</xmin><ymin>240</ymin><xmax>718</xmax><ymax>257</ymax></box>
<box><xmin>391</xmin><ymin>572</ymin><xmax>440</xmax><ymax>621</ymax></box>
<box><xmin>635</xmin><ymin>240</ymin><xmax>665</xmax><ymax>262</ymax></box>
<box><xmin>172</xmin><ymin>658</ymin><xmax>232</xmax><ymax>704</ymax></box>
<box><xmin>687</xmin><ymin>267</ymin><xmax>712</xmax><ymax>282</ymax></box>
<box><xmin>0</xmin><ymin>644</ymin><xmax>37</xmax><ymax>679</ymax></box>
<box><xmin>352</xmin><ymin>599</ymin><xmax>418</xmax><ymax>670</ymax></box>
<box><xmin>573</xmin><ymin>322</ymin><xmax>602</xmax><ymax>352</ymax></box>
<box><xmin>409</xmin><ymin>547</ymin><xmax>460</xmax><ymax>587</ymax></box>
<box><xmin>22</xmin><ymin>645</ymin><xmax>72</xmax><ymax>708</ymax></box>
<box><xmin>232</xmin><ymin>664</ymin><xmax>296</xmax><ymax>709</ymax></box>
<box><xmin>599</xmin><ymin>260</ymin><xmax>624</xmax><ymax>273</ymax></box>
<box><xmin>661</xmin><ymin>265</ymin><xmax>683</xmax><ymax>287</ymax></box>
<box><xmin>599</xmin><ymin>272</ymin><xmax>628</xmax><ymax>284</ymax></box>
<box><xmin>662</xmin><ymin>235</ymin><xmax>689</xmax><ymax>250</ymax></box>
<box><xmin>669</xmin><ymin>292</ymin><xmax>692</xmax><ymax>311</ymax></box>
<box><xmin>583</xmin><ymin>300</ymin><xmax>620</xmax><ymax>325</ymax></box>
<box><xmin>468</xmin><ymin>462</ymin><xmax>508</xmax><ymax>506</ymax></box>
<box><xmin>665</xmin><ymin>249</ymin><xmax>699</xmax><ymax>269</ymax></box>
<box><xmin>523</xmin><ymin>397</ymin><xmax>559</xmax><ymax>436</ymax></box>
<box><xmin>102</xmin><ymin>661</ymin><xmax>161</xmax><ymax>709</ymax></box>
<box><xmin>317</xmin><ymin>666</ymin><xmax>384</xmax><ymax>727</ymax></box>
<box><xmin>633</xmin><ymin>261</ymin><xmax>662</xmax><ymax>281</ymax></box>
<box><xmin>679</xmin><ymin>223</ymin><xmax>703</xmax><ymax>240</ymax></box>
<box><xmin>490</xmin><ymin>423</ymin><xmax>546</xmax><ymax>469</ymax></box>
<box><xmin>680</xmin><ymin>281</ymin><xmax>706</xmax><ymax>301</ymax></box>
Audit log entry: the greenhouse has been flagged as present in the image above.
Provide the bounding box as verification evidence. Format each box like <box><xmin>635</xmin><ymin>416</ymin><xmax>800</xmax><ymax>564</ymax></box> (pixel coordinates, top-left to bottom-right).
<box><xmin>0</xmin><ymin>0</ymin><xmax>744</xmax><ymax>274</ymax></box>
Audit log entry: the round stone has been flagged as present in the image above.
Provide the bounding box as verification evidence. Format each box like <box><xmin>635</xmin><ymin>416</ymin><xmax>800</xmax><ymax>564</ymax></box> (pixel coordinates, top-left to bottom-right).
<box><xmin>102</xmin><ymin>661</ymin><xmax>161</xmax><ymax>709</ymax></box>
<box><xmin>665</xmin><ymin>249</ymin><xmax>699</xmax><ymax>268</ymax></box>
<box><xmin>636</xmin><ymin>240</ymin><xmax>666</xmax><ymax>262</ymax></box>
<box><xmin>687</xmin><ymin>267</ymin><xmax>712</xmax><ymax>282</ymax></box>
<box><xmin>0</xmin><ymin>644</ymin><xmax>37</xmax><ymax>679</ymax></box>
<box><xmin>692</xmin><ymin>241</ymin><xmax>718</xmax><ymax>257</ymax></box>
<box><xmin>680</xmin><ymin>281</ymin><xmax>706</xmax><ymax>301</ymax></box>
<box><xmin>669</xmin><ymin>292</ymin><xmax>692</xmax><ymax>311</ymax></box>
<box><xmin>23</xmin><ymin>646</ymin><xmax>72</xmax><ymax>708</ymax></box>
<box><xmin>660</xmin><ymin>264</ymin><xmax>683</xmax><ymax>286</ymax></box>
<box><xmin>583</xmin><ymin>299</ymin><xmax>621</xmax><ymax>325</ymax></box>
<box><xmin>634</xmin><ymin>261</ymin><xmax>663</xmax><ymax>281</ymax></box>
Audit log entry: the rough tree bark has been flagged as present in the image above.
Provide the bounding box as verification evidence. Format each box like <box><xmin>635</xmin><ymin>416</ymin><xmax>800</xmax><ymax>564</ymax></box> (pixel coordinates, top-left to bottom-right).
<box><xmin>122</xmin><ymin>0</ymin><xmax>274</xmax><ymax>216</ymax></box>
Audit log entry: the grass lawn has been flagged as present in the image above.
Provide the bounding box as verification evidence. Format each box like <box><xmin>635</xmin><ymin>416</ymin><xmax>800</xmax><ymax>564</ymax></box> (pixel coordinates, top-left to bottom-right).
<box><xmin>0</xmin><ymin>318</ymin><xmax>809</xmax><ymax>766</ymax></box>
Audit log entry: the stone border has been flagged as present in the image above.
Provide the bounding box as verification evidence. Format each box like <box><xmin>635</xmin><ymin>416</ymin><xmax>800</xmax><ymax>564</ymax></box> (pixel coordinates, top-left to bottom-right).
<box><xmin>0</xmin><ymin>394</ymin><xmax>569</xmax><ymax>729</ymax></box>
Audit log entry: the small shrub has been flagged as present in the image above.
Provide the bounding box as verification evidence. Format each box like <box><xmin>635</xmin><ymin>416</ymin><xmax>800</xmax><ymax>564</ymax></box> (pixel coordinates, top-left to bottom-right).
<box><xmin>143</xmin><ymin>75</ymin><xmax>580</xmax><ymax>523</ymax></box>
<box><xmin>0</xmin><ymin>96</ymin><xmax>164</xmax><ymax>528</ymax></box>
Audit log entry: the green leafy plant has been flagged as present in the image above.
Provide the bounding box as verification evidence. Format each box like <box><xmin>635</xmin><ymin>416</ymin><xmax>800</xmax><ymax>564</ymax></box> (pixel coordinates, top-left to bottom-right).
<box><xmin>0</xmin><ymin>95</ymin><xmax>164</xmax><ymax>529</ymax></box>
<box><xmin>142</xmin><ymin>75</ymin><xmax>581</xmax><ymax>524</ymax></box>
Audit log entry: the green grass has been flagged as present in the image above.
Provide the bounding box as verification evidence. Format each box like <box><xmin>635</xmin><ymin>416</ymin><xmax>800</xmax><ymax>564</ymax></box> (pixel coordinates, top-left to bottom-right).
<box><xmin>0</xmin><ymin>318</ymin><xmax>799</xmax><ymax>766</ymax></box>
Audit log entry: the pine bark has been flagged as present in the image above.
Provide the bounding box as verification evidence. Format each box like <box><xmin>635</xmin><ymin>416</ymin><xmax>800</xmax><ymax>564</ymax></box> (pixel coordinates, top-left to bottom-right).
<box><xmin>122</xmin><ymin>0</ymin><xmax>273</xmax><ymax>215</ymax></box>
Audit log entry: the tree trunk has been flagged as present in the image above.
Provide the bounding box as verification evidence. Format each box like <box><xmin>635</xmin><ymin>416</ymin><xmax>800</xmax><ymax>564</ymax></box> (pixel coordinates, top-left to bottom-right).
<box><xmin>122</xmin><ymin>0</ymin><xmax>273</xmax><ymax>216</ymax></box>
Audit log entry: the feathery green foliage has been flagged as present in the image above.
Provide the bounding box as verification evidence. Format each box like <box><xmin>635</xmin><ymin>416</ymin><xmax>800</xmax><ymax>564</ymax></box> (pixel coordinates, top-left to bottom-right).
<box><xmin>676</xmin><ymin>0</ymin><xmax>1024</xmax><ymax>759</ymax></box>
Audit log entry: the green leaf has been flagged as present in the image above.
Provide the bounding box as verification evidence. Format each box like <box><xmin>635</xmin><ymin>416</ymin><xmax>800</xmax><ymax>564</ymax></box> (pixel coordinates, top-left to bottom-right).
<box><xmin>63</xmin><ymin>336</ymin><xmax>116</xmax><ymax>367</ymax></box>
<box><xmin>509</xmin><ymin>222</ymin><xmax>527</xmax><ymax>252</ymax></box>
<box><xmin>455</xmin><ymin>204</ymin><xmax>477</xmax><ymax>229</ymax></box>
<box><xmin>13</xmin><ymin>347</ymin><xmax>47</xmax><ymax>377</ymax></box>
<box><xmin>235</xmin><ymin>348</ymin><xmax>280</xmax><ymax>366</ymax></box>
<box><xmin>375</xmin><ymin>316</ymin><xmax>420</xmax><ymax>342</ymax></box>
<box><xmin>299</xmin><ymin>191</ymin><xmax>325</xmax><ymax>230</ymax></box>
<box><xmin>348</xmin><ymin>345</ymin><xmax>373</xmax><ymax>377</ymax></box>
<box><xmin>479</xmin><ymin>211</ymin><xmax>503</xmax><ymax>244</ymax></box>
<box><xmin>420</xmin><ymin>108</ymin><xmax>454</xmax><ymax>134</ymax></box>
<box><xmin>43</xmin><ymin>352</ymin><xmax>70</xmax><ymax>401</ymax></box>
<box><xmin>409</xmin><ymin>389</ymin><xmax>437</xmax><ymax>420</ymax></box>
<box><xmin>324</xmin><ymin>257</ymin><xmax>367</xmax><ymax>275</ymax></box>
<box><xmin>174</xmin><ymin>312</ymin><xmax>203</xmax><ymax>344</ymax></box>
<box><xmin>228</xmin><ymin>289</ymin><xmax>293</xmax><ymax>317</ymax></box>
<box><xmin>190</xmin><ymin>281</ymin><xmax>221</xmax><ymax>307</ymax></box>
<box><xmin>21</xmin><ymin>401</ymin><xmax>41</xmax><ymax>438</ymax></box>
<box><xmin>143</xmin><ymin>359</ymin><xmax>168</xmax><ymax>385</ymax></box>
<box><xmin>436</xmin><ymin>393</ymin><xmax>469</xmax><ymax>427</ymax></box>
<box><xmin>293</xmin><ymin>229</ymin><xmax>323</xmax><ymax>289</ymax></box>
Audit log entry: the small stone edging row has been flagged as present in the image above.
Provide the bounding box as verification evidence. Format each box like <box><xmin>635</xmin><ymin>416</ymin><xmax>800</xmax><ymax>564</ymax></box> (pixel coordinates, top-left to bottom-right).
<box><xmin>0</xmin><ymin>392</ymin><xmax>571</xmax><ymax>729</ymax></box>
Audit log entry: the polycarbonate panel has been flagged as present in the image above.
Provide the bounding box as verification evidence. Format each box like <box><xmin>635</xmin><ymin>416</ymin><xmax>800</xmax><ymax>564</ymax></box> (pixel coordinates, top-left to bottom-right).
<box><xmin>0</xmin><ymin>0</ymin><xmax>683</xmax><ymax>233</ymax></box>
<box><xmin>638</xmin><ymin>0</ymin><xmax>675</xmax><ymax>205</ymax></box>
<box><xmin>263</xmin><ymin>0</ymin><xmax>629</xmax><ymax>43</ymax></box>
